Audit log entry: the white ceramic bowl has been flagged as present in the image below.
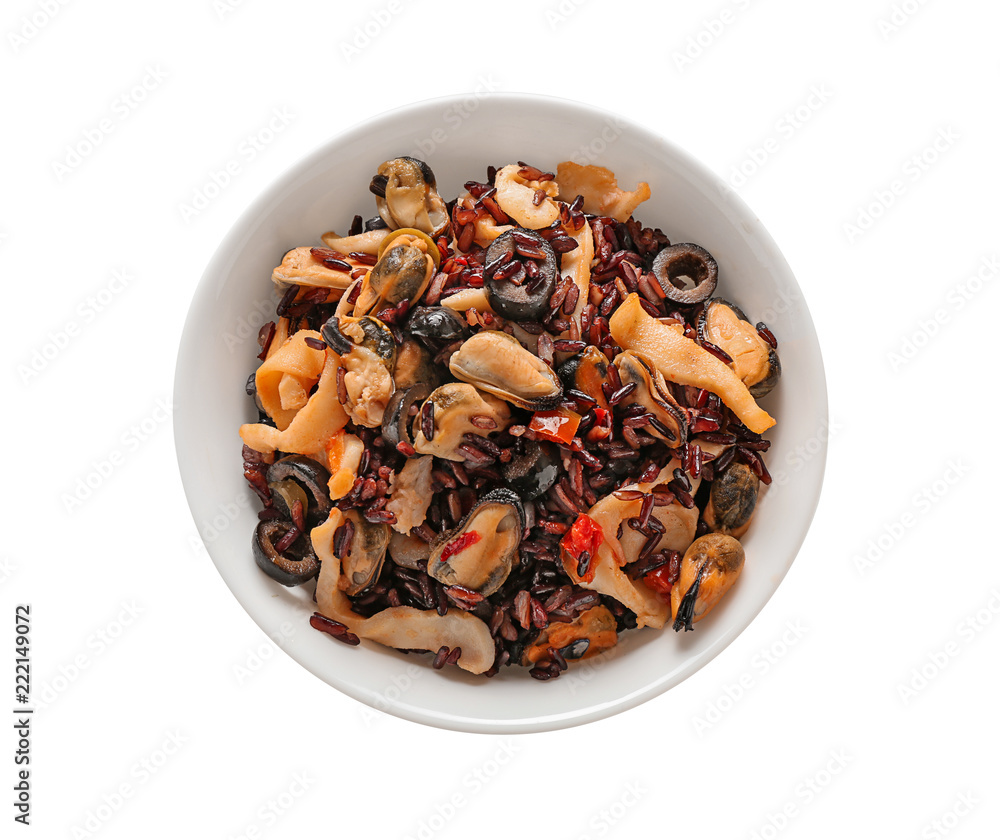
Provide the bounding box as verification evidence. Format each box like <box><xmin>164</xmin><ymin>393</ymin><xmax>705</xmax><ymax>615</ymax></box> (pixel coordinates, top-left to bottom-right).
<box><xmin>174</xmin><ymin>93</ymin><xmax>827</xmax><ymax>733</ymax></box>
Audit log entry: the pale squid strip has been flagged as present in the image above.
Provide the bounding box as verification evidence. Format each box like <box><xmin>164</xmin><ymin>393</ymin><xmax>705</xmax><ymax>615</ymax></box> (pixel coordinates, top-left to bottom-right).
<box><xmin>321</xmin><ymin>228</ymin><xmax>392</xmax><ymax>255</ymax></box>
<box><xmin>493</xmin><ymin>164</ymin><xmax>560</xmax><ymax>229</ymax></box>
<box><xmin>240</xmin><ymin>352</ymin><xmax>349</xmax><ymax>458</ymax></box>
<box><xmin>272</xmin><ymin>246</ymin><xmax>361</xmax><ymax>291</ymax></box>
<box><xmin>558</xmin><ymin>217</ymin><xmax>594</xmax><ymax>335</ymax></box>
<box><xmin>326</xmin><ymin>432</ymin><xmax>364</xmax><ymax>500</ymax></box>
<box><xmin>254</xmin><ymin>329</ymin><xmax>326</xmax><ymax>430</ymax></box>
<box><xmin>554</xmin><ymin>161</ymin><xmax>651</xmax><ymax>222</ymax></box>
<box><xmin>312</xmin><ymin>512</ymin><xmax>495</xmax><ymax>674</ymax></box>
<box><xmin>440</xmin><ymin>287</ymin><xmax>493</xmax><ymax>314</ymax></box>
<box><xmin>609</xmin><ymin>294</ymin><xmax>775</xmax><ymax>434</ymax></box>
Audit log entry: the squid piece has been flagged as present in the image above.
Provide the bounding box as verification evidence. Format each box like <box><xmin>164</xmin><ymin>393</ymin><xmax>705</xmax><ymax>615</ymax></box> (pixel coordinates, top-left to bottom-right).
<box><xmin>250</xmin><ymin>329</ymin><xmax>327</xmax><ymax>430</ymax></box>
<box><xmin>608</xmin><ymin>293</ymin><xmax>776</xmax><ymax>434</ymax></box>
<box><xmin>554</xmin><ymin>161</ymin><xmax>651</xmax><ymax>222</ymax></box>
<box><xmin>385</xmin><ymin>455</ymin><xmax>434</xmax><ymax>534</ymax></box>
<box><xmin>321</xmin><ymin>228</ymin><xmax>392</xmax><ymax>256</ymax></box>
<box><xmin>493</xmin><ymin>164</ymin><xmax>561</xmax><ymax>229</ymax></box>
<box><xmin>312</xmin><ymin>512</ymin><xmax>495</xmax><ymax>674</ymax></box>
<box><xmin>272</xmin><ymin>246</ymin><xmax>366</xmax><ymax>291</ymax></box>
<box><xmin>557</xmin><ymin>214</ymin><xmax>594</xmax><ymax>334</ymax></box>
<box><xmin>240</xmin><ymin>351</ymin><xmax>350</xmax><ymax>459</ymax></box>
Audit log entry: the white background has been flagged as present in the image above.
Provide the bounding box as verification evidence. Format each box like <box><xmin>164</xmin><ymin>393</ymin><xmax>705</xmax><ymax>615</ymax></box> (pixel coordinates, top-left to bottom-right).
<box><xmin>4</xmin><ymin>0</ymin><xmax>998</xmax><ymax>838</ymax></box>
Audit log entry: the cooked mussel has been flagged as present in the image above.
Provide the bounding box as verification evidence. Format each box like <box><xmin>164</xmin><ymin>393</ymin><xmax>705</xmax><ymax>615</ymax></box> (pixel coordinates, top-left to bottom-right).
<box><xmin>412</xmin><ymin>383</ymin><xmax>511</xmax><ymax>462</ymax></box>
<box><xmin>339</xmin><ymin>510</ymin><xmax>390</xmax><ymax>597</ymax></box>
<box><xmin>427</xmin><ymin>488</ymin><xmax>524</xmax><ymax>596</ymax></box>
<box><xmin>671</xmin><ymin>533</ymin><xmax>745</xmax><ymax>632</ymax></box>
<box><xmin>483</xmin><ymin>229</ymin><xmax>558</xmax><ymax>321</ymax></box>
<box><xmin>449</xmin><ymin>330</ymin><xmax>562</xmax><ymax>411</ymax></box>
<box><xmin>266</xmin><ymin>454</ymin><xmax>332</xmax><ymax>527</ymax></box>
<box><xmin>651</xmin><ymin>243</ymin><xmax>718</xmax><ymax>305</ymax></box>
<box><xmin>253</xmin><ymin>519</ymin><xmax>319</xmax><ymax>586</ymax></box>
<box><xmin>321</xmin><ymin>315</ymin><xmax>396</xmax><ymax>428</ymax></box>
<box><xmin>393</xmin><ymin>338</ymin><xmax>442</xmax><ymax>391</ymax></box>
<box><xmin>355</xmin><ymin>233</ymin><xmax>435</xmax><ymax>317</ymax></box>
<box><xmin>703</xmin><ymin>460</ymin><xmax>759</xmax><ymax>538</ymax></box>
<box><xmin>697</xmin><ymin>298</ymin><xmax>781</xmax><ymax>398</ymax></box>
<box><xmin>381</xmin><ymin>383</ymin><xmax>432</xmax><ymax>450</ymax></box>
<box><xmin>407</xmin><ymin>306</ymin><xmax>470</xmax><ymax>346</ymax></box>
<box><xmin>614</xmin><ymin>351</ymin><xmax>687</xmax><ymax>447</ymax></box>
<box><xmin>502</xmin><ymin>439</ymin><xmax>559</xmax><ymax>500</ymax></box>
<box><xmin>558</xmin><ymin>345</ymin><xmax>611</xmax><ymax>410</ymax></box>
<box><xmin>370</xmin><ymin>157</ymin><xmax>449</xmax><ymax>237</ymax></box>
<box><xmin>522</xmin><ymin>605</ymin><xmax>618</xmax><ymax>665</ymax></box>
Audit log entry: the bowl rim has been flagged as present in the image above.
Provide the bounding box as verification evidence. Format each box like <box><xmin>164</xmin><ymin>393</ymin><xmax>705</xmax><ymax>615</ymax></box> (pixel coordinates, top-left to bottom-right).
<box><xmin>173</xmin><ymin>91</ymin><xmax>828</xmax><ymax>733</ymax></box>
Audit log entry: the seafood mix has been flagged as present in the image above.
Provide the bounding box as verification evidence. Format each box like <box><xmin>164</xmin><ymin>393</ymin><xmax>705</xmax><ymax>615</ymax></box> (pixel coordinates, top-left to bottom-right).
<box><xmin>239</xmin><ymin>156</ymin><xmax>781</xmax><ymax>680</ymax></box>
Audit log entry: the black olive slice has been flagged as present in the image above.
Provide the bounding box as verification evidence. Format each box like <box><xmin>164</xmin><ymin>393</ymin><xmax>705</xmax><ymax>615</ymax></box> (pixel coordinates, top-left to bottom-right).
<box><xmin>484</xmin><ymin>229</ymin><xmax>558</xmax><ymax>321</ymax></box>
<box><xmin>651</xmin><ymin>243</ymin><xmax>718</xmax><ymax>305</ymax></box>
<box><xmin>253</xmin><ymin>519</ymin><xmax>319</xmax><ymax>586</ymax></box>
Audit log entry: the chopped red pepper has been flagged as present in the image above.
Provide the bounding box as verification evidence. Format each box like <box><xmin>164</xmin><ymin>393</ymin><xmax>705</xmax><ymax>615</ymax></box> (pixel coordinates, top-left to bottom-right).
<box><xmin>559</xmin><ymin>514</ymin><xmax>603</xmax><ymax>584</ymax></box>
<box><xmin>643</xmin><ymin>566</ymin><xmax>673</xmax><ymax>598</ymax></box>
<box><xmin>440</xmin><ymin>530</ymin><xmax>481</xmax><ymax>564</ymax></box>
<box><xmin>529</xmin><ymin>408</ymin><xmax>581</xmax><ymax>445</ymax></box>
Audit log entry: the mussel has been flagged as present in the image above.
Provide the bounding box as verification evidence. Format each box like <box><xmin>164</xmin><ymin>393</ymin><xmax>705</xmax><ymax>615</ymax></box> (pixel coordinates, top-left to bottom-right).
<box><xmin>321</xmin><ymin>315</ymin><xmax>396</xmax><ymax>428</ymax></box>
<box><xmin>697</xmin><ymin>298</ymin><xmax>781</xmax><ymax>398</ymax></box>
<box><xmin>614</xmin><ymin>351</ymin><xmax>687</xmax><ymax>447</ymax></box>
<box><xmin>370</xmin><ymin>157</ymin><xmax>449</xmax><ymax>236</ymax></box>
<box><xmin>339</xmin><ymin>510</ymin><xmax>390</xmax><ymax>597</ymax></box>
<box><xmin>483</xmin><ymin>229</ymin><xmax>558</xmax><ymax>321</ymax></box>
<box><xmin>393</xmin><ymin>339</ymin><xmax>442</xmax><ymax>392</ymax></box>
<box><xmin>427</xmin><ymin>488</ymin><xmax>524</xmax><ymax>596</ymax></box>
<box><xmin>381</xmin><ymin>383</ymin><xmax>432</xmax><ymax>451</ymax></box>
<box><xmin>703</xmin><ymin>460</ymin><xmax>759</xmax><ymax>538</ymax></box>
<box><xmin>522</xmin><ymin>605</ymin><xmax>618</xmax><ymax>665</ymax></box>
<box><xmin>449</xmin><ymin>330</ymin><xmax>562</xmax><ymax>411</ymax></box>
<box><xmin>558</xmin><ymin>345</ymin><xmax>611</xmax><ymax>410</ymax></box>
<box><xmin>412</xmin><ymin>383</ymin><xmax>511</xmax><ymax>462</ymax></box>
<box><xmin>671</xmin><ymin>533</ymin><xmax>745</xmax><ymax>632</ymax></box>
<box><xmin>355</xmin><ymin>232</ymin><xmax>435</xmax><ymax>317</ymax></box>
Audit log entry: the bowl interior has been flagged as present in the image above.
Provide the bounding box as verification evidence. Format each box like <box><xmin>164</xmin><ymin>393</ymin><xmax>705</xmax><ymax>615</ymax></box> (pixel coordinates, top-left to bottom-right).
<box><xmin>174</xmin><ymin>94</ymin><xmax>827</xmax><ymax>733</ymax></box>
